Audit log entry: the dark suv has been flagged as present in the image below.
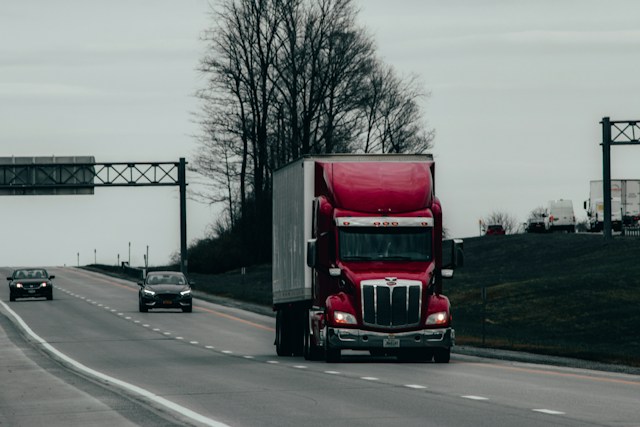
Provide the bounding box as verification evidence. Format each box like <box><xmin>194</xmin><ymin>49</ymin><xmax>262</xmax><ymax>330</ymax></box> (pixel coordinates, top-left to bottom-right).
<box><xmin>138</xmin><ymin>271</ymin><xmax>193</xmax><ymax>312</ymax></box>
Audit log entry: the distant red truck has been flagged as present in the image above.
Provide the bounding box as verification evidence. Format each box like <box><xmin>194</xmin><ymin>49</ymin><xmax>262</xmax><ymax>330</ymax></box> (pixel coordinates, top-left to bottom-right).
<box><xmin>272</xmin><ymin>155</ymin><xmax>462</xmax><ymax>363</ymax></box>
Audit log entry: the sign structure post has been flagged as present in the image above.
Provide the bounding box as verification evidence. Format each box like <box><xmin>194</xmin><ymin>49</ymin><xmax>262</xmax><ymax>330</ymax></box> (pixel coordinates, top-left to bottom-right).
<box><xmin>0</xmin><ymin>156</ymin><xmax>189</xmax><ymax>274</ymax></box>
<box><xmin>600</xmin><ymin>118</ymin><xmax>640</xmax><ymax>240</ymax></box>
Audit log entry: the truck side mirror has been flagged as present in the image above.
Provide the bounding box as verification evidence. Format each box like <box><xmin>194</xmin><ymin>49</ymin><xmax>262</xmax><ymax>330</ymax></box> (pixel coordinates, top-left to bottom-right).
<box><xmin>306</xmin><ymin>239</ymin><xmax>317</xmax><ymax>268</ymax></box>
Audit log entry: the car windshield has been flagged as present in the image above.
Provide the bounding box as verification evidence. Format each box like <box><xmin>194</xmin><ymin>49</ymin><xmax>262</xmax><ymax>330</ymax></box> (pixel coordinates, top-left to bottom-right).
<box><xmin>15</xmin><ymin>269</ymin><xmax>47</xmax><ymax>279</ymax></box>
<box><xmin>147</xmin><ymin>274</ymin><xmax>186</xmax><ymax>285</ymax></box>
<box><xmin>339</xmin><ymin>227</ymin><xmax>432</xmax><ymax>261</ymax></box>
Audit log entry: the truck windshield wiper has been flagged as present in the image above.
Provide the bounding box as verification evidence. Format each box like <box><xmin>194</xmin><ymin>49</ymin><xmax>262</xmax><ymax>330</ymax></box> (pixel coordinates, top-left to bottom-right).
<box><xmin>380</xmin><ymin>256</ymin><xmax>413</xmax><ymax>260</ymax></box>
<box><xmin>342</xmin><ymin>256</ymin><xmax>374</xmax><ymax>261</ymax></box>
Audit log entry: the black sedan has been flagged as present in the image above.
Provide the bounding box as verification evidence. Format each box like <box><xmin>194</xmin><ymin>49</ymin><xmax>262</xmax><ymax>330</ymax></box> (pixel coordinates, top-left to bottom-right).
<box><xmin>138</xmin><ymin>271</ymin><xmax>193</xmax><ymax>312</ymax></box>
<box><xmin>7</xmin><ymin>268</ymin><xmax>55</xmax><ymax>301</ymax></box>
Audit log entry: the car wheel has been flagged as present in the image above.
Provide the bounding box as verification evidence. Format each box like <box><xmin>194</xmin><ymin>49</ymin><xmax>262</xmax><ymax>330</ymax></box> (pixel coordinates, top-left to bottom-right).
<box><xmin>9</xmin><ymin>293</ymin><xmax>15</xmax><ymax>302</ymax></box>
<box><xmin>46</xmin><ymin>291</ymin><xmax>53</xmax><ymax>301</ymax></box>
<box><xmin>433</xmin><ymin>347</ymin><xmax>450</xmax><ymax>363</ymax></box>
<box><xmin>182</xmin><ymin>304</ymin><xmax>192</xmax><ymax>313</ymax></box>
<box><xmin>139</xmin><ymin>298</ymin><xmax>148</xmax><ymax>312</ymax></box>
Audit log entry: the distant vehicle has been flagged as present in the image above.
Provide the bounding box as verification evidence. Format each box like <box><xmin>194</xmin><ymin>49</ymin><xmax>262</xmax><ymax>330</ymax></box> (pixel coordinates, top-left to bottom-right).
<box><xmin>485</xmin><ymin>224</ymin><xmax>505</xmax><ymax>235</ymax></box>
<box><xmin>585</xmin><ymin>180</ymin><xmax>640</xmax><ymax>232</ymax></box>
<box><xmin>7</xmin><ymin>268</ymin><xmax>54</xmax><ymax>301</ymax></box>
<box><xmin>545</xmin><ymin>199</ymin><xmax>575</xmax><ymax>233</ymax></box>
<box><xmin>138</xmin><ymin>271</ymin><xmax>193</xmax><ymax>312</ymax></box>
<box><xmin>526</xmin><ymin>213</ymin><xmax>547</xmax><ymax>233</ymax></box>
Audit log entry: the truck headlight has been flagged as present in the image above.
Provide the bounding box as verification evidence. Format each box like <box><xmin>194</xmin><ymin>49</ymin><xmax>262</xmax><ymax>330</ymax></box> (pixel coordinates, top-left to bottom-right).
<box><xmin>334</xmin><ymin>311</ymin><xmax>357</xmax><ymax>325</ymax></box>
<box><xmin>426</xmin><ymin>311</ymin><xmax>448</xmax><ymax>326</ymax></box>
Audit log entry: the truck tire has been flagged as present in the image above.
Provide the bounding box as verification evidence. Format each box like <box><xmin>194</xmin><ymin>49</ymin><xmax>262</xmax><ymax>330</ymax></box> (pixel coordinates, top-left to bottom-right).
<box><xmin>303</xmin><ymin>320</ymin><xmax>322</xmax><ymax>361</ymax></box>
<box><xmin>433</xmin><ymin>347</ymin><xmax>450</xmax><ymax>363</ymax></box>
<box><xmin>276</xmin><ymin>310</ymin><xmax>293</xmax><ymax>356</ymax></box>
<box><xmin>324</xmin><ymin>326</ymin><xmax>341</xmax><ymax>363</ymax></box>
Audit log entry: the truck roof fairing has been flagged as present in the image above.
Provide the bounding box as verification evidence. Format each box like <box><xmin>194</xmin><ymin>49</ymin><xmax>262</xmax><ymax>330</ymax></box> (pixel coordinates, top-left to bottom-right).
<box><xmin>318</xmin><ymin>161</ymin><xmax>434</xmax><ymax>213</ymax></box>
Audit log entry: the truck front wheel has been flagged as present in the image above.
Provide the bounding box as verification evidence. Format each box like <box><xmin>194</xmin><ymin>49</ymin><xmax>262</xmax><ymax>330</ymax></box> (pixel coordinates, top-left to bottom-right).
<box><xmin>324</xmin><ymin>326</ymin><xmax>341</xmax><ymax>363</ymax></box>
<box><xmin>303</xmin><ymin>320</ymin><xmax>322</xmax><ymax>360</ymax></box>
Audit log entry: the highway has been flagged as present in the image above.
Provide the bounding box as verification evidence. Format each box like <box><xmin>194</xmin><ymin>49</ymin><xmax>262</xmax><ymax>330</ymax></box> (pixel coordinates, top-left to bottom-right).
<box><xmin>1</xmin><ymin>267</ymin><xmax>638</xmax><ymax>427</ymax></box>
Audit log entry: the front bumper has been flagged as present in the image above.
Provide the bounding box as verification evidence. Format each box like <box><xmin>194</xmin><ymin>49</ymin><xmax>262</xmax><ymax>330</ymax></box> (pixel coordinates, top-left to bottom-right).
<box><xmin>10</xmin><ymin>286</ymin><xmax>51</xmax><ymax>299</ymax></box>
<box><xmin>140</xmin><ymin>294</ymin><xmax>192</xmax><ymax>309</ymax></box>
<box><xmin>326</xmin><ymin>327</ymin><xmax>454</xmax><ymax>350</ymax></box>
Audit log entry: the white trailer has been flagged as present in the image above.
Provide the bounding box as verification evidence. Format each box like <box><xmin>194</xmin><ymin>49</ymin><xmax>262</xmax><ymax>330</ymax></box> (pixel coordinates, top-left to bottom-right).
<box><xmin>584</xmin><ymin>180</ymin><xmax>640</xmax><ymax>231</ymax></box>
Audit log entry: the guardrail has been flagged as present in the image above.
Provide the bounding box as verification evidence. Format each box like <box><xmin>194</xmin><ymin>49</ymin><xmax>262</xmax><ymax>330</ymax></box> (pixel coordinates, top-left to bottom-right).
<box><xmin>622</xmin><ymin>226</ymin><xmax>640</xmax><ymax>237</ymax></box>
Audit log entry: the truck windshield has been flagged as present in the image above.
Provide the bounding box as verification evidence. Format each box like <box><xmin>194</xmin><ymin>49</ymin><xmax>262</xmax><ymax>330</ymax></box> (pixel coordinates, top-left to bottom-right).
<box><xmin>339</xmin><ymin>227</ymin><xmax>432</xmax><ymax>261</ymax></box>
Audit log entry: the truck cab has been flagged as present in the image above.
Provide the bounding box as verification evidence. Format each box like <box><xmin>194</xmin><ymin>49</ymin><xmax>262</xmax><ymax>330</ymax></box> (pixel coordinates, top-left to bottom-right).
<box><xmin>272</xmin><ymin>155</ymin><xmax>462</xmax><ymax>363</ymax></box>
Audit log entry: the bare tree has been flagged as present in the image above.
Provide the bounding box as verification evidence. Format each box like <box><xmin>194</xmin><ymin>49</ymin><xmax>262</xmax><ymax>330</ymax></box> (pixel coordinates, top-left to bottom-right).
<box><xmin>194</xmin><ymin>0</ymin><xmax>436</xmax><ymax>263</ymax></box>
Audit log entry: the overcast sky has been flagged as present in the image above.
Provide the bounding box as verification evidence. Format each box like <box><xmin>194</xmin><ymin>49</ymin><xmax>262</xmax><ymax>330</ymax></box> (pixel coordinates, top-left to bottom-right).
<box><xmin>2</xmin><ymin>0</ymin><xmax>639</xmax><ymax>267</ymax></box>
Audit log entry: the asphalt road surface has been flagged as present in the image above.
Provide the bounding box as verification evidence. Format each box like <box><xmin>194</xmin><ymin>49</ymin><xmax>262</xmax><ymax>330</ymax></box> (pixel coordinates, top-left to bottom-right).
<box><xmin>1</xmin><ymin>267</ymin><xmax>638</xmax><ymax>427</ymax></box>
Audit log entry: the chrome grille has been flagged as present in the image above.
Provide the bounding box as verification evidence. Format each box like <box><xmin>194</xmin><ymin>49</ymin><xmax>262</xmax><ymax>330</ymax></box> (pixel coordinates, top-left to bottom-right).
<box><xmin>361</xmin><ymin>280</ymin><xmax>422</xmax><ymax>329</ymax></box>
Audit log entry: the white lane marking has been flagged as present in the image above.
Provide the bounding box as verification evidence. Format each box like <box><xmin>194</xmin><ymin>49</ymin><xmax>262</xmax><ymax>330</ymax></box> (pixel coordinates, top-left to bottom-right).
<box><xmin>0</xmin><ymin>300</ymin><xmax>230</xmax><ymax>427</ymax></box>
<box><xmin>293</xmin><ymin>365</ymin><xmax>307</xmax><ymax>369</ymax></box>
<box><xmin>190</xmin><ymin>341</ymin><xmax>199</xmax><ymax>345</ymax></box>
<box><xmin>533</xmin><ymin>409</ymin><xmax>565</xmax><ymax>415</ymax></box>
<box><xmin>462</xmin><ymin>395</ymin><xmax>489</xmax><ymax>401</ymax></box>
<box><xmin>176</xmin><ymin>337</ymin><xmax>184</xmax><ymax>340</ymax></box>
<box><xmin>143</xmin><ymin>324</ymin><xmax>150</xmax><ymax>328</ymax></box>
<box><xmin>163</xmin><ymin>332</ymin><xmax>171</xmax><ymax>336</ymax></box>
<box><xmin>243</xmin><ymin>356</ymin><xmax>254</xmax><ymax>359</ymax></box>
<box><xmin>361</xmin><ymin>377</ymin><xmax>379</xmax><ymax>381</ymax></box>
<box><xmin>406</xmin><ymin>385</ymin><xmax>427</xmax><ymax>389</ymax></box>
<box><xmin>266</xmin><ymin>360</ymin><xmax>279</xmax><ymax>364</ymax></box>
<box><xmin>222</xmin><ymin>350</ymin><xmax>233</xmax><ymax>354</ymax></box>
<box><xmin>153</xmin><ymin>328</ymin><xmax>160</xmax><ymax>331</ymax></box>
<box><xmin>324</xmin><ymin>371</ymin><xmax>340</xmax><ymax>375</ymax></box>
<box><xmin>205</xmin><ymin>346</ymin><xmax>215</xmax><ymax>349</ymax></box>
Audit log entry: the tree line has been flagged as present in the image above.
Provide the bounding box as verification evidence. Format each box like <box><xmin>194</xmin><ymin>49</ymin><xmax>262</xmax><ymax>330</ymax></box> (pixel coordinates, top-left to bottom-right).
<box><xmin>190</xmin><ymin>0</ymin><xmax>434</xmax><ymax>272</ymax></box>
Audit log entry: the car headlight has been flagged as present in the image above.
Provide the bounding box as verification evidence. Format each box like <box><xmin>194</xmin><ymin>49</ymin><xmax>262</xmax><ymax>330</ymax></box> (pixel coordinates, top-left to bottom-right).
<box><xmin>41</xmin><ymin>282</ymin><xmax>48</xmax><ymax>287</ymax></box>
<box><xmin>143</xmin><ymin>289</ymin><xmax>156</xmax><ymax>296</ymax></box>
<box><xmin>16</xmin><ymin>283</ymin><xmax>23</xmax><ymax>288</ymax></box>
<box><xmin>426</xmin><ymin>311</ymin><xmax>449</xmax><ymax>326</ymax></box>
<box><xmin>180</xmin><ymin>289</ymin><xmax>191</xmax><ymax>296</ymax></box>
<box><xmin>333</xmin><ymin>310</ymin><xmax>357</xmax><ymax>325</ymax></box>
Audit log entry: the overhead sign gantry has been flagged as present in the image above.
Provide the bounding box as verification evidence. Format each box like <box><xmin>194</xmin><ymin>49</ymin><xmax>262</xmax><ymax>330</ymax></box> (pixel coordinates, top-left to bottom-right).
<box><xmin>600</xmin><ymin>117</ymin><xmax>640</xmax><ymax>240</ymax></box>
<box><xmin>0</xmin><ymin>156</ymin><xmax>189</xmax><ymax>273</ymax></box>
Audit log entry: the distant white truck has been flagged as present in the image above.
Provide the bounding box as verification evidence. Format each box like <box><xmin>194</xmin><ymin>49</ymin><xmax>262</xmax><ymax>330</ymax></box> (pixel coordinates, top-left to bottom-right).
<box><xmin>545</xmin><ymin>199</ymin><xmax>576</xmax><ymax>233</ymax></box>
<box><xmin>584</xmin><ymin>180</ymin><xmax>640</xmax><ymax>232</ymax></box>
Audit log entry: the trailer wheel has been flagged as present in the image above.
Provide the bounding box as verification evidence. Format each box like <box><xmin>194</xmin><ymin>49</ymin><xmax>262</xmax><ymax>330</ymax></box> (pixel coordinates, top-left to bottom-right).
<box><xmin>276</xmin><ymin>310</ymin><xmax>293</xmax><ymax>356</ymax></box>
<box><xmin>324</xmin><ymin>326</ymin><xmax>341</xmax><ymax>363</ymax></box>
<box><xmin>433</xmin><ymin>347</ymin><xmax>450</xmax><ymax>363</ymax></box>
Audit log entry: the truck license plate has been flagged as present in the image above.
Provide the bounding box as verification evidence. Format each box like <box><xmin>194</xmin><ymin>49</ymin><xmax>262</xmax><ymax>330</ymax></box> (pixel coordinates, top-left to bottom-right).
<box><xmin>383</xmin><ymin>338</ymin><xmax>400</xmax><ymax>348</ymax></box>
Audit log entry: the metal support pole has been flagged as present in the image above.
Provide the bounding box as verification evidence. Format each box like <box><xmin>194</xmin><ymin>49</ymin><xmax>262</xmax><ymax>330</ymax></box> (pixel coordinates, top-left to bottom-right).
<box><xmin>178</xmin><ymin>157</ymin><xmax>188</xmax><ymax>275</ymax></box>
<box><xmin>602</xmin><ymin>117</ymin><xmax>612</xmax><ymax>240</ymax></box>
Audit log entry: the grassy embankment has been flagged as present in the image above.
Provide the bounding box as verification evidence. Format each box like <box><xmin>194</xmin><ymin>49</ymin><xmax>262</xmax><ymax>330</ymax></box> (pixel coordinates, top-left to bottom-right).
<box><xmin>100</xmin><ymin>233</ymin><xmax>640</xmax><ymax>366</ymax></box>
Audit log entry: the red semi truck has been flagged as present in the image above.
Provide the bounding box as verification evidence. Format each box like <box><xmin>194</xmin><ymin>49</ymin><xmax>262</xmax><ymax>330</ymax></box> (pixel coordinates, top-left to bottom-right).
<box><xmin>272</xmin><ymin>154</ymin><xmax>462</xmax><ymax>363</ymax></box>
